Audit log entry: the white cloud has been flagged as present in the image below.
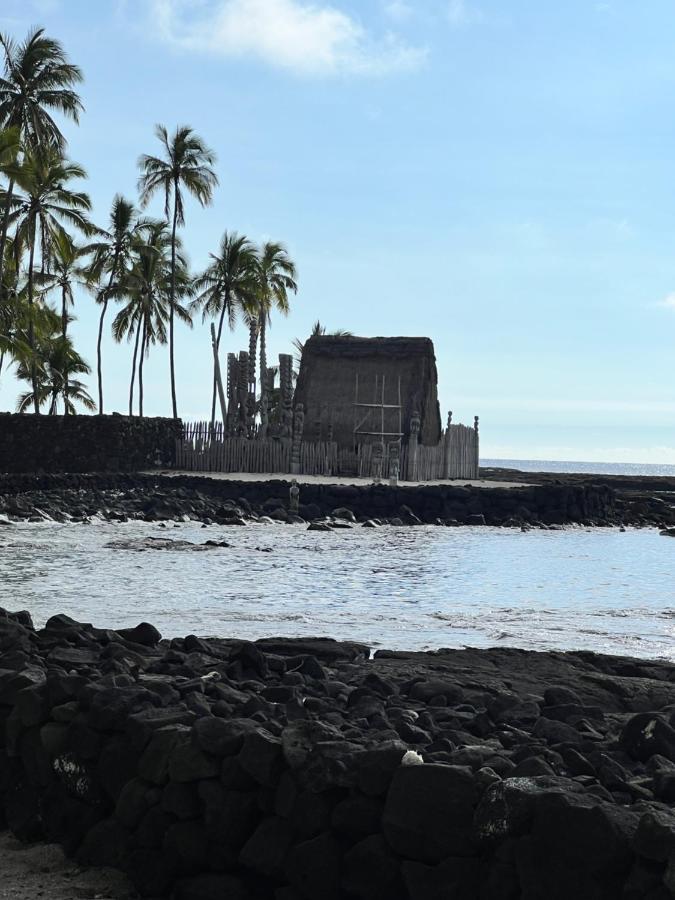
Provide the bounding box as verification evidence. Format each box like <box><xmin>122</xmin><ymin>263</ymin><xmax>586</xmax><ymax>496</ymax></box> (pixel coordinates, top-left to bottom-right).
<box><xmin>382</xmin><ymin>0</ymin><xmax>413</xmax><ymax>22</ymax></box>
<box><xmin>447</xmin><ymin>0</ymin><xmax>485</xmax><ymax>26</ymax></box>
<box><xmin>148</xmin><ymin>0</ymin><xmax>427</xmax><ymax>76</ymax></box>
<box><xmin>659</xmin><ymin>292</ymin><xmax>675</xmax><ymax>310</ymax></box>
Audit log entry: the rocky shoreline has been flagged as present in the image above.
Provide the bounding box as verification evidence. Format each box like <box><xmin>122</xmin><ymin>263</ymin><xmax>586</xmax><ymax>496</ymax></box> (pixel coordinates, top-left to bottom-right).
<box><xmin>3</xmin><ymin>608</ymin><xmax>675</xmax><ymax>898</ymax></box>
<box><xmin>2</xmin><ymin>469</ymin><xmax>672</xmax><ymax>529</ymax></box>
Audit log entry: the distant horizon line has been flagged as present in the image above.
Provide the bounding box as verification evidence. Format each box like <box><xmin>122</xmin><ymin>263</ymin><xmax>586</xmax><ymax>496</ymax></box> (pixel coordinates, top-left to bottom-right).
<box><xmin>481</xmin><ymin>456</ymin><xmax>675</xmax><ymax>471</ymax></box>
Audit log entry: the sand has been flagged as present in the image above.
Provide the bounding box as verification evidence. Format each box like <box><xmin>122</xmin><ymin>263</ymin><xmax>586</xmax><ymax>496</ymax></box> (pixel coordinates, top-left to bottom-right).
<box><xmin>0</xmin><ymin>832</ymin><xmax>142</xmax><ymax>900</ymax></box>
<box><xmin>155</xmin><ymin>470</ymin><xmax>531</xmax><ymax>489</ymax></box>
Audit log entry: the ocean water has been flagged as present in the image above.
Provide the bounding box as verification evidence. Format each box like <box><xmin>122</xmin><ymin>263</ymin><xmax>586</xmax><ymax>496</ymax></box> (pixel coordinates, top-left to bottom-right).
<box><xmin>482</xmin><ymin>458</ymin><xmax>675</xmax><ymax>477</ymax></box>
<box><xmin>1</xmin><ymin>520</ymin><xmax>674</xmax><ymax>660</ymax></box>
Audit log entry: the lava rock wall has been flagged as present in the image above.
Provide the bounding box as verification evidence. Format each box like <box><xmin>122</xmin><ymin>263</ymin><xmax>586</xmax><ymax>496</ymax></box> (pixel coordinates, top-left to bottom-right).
<box><xmin>3</xmin><ymin>609</ymin><xmax>675</xmax><ymax>898</ymax></box>
<box><xmin>0</xmin><ymin>472</ymin><xmax>618</xmax><ymax>526</ymax></box>
<box><xmin>0</xmin><ymin>414</ymin><xmax>181</xmax><ymax>473</ymax></box>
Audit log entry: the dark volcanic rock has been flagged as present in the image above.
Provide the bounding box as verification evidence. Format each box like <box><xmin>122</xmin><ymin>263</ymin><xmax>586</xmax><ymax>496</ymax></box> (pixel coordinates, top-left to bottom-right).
<box><xmin>383</xmin><ymin>764</ymin><xmax>478</xmax><ymax>861</ymax></box>
<box><xmin>2</xmin><ymin>609</ymin><xmax>675</xmax><ymax>898</ymax></box>
<box><xmin>620</xmin><ymin>713</ymin><xmax>675</xmax><ymax>763</ymax></box>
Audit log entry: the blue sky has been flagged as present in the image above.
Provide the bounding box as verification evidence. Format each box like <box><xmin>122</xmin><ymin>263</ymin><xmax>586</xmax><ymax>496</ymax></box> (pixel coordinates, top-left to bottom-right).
<box><xmin>1</xmin><ymin>0</ymin><xmax>674</xmax><ymax>463</ymax></box>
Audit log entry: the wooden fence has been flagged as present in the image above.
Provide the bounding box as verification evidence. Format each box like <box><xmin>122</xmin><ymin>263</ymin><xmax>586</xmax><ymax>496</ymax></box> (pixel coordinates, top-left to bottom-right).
<box><xmin>175</xmin><ymin>419</ymin><xmax>479</xmax><ymax>481</ymax></box>
<box><xmin>175</xmin><ymin>434</ymin><xmax>291</xmax><ymax>474</ymax></box>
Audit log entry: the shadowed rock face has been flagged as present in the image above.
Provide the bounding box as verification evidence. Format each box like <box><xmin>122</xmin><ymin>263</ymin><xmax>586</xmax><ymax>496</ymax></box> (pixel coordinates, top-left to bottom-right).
<box><xmin>294</xmin><ymin>335</ymin><xmax>442</xmax><ymax>447</ymax></box>
<box><xmin>3</xmin><ymin>608</ymin><xmax>675</xmax><ymax>898</ymax></box>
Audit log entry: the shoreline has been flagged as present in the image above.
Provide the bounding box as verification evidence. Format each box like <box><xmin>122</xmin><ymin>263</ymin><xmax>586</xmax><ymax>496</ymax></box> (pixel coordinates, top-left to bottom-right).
<box><xmin>2</xmin><ymin>611</ymin><xmax>675</xmax><ymax>896</ymax></box>
<box><xmin>2</xmin><ymin>467</ymin><xmax>670</xmax><ymax>528</ymax></box>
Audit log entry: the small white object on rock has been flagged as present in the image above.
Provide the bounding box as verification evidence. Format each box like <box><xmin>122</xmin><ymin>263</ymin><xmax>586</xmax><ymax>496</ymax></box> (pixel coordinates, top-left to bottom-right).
<box><xmin>401</xmin><ymin>749</ymin><xmax>424</xmax><ymax>766</ymax></box>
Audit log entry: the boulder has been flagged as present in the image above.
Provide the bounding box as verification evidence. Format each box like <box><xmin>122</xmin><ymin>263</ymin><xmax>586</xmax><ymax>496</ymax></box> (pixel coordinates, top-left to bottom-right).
<box><xmin>620</xmin><ymin>714</ymin><xmax>675</xmax><ymax>763</ymax></box>
<box><xmin>286</xmin><ymin>832</ymin><xmax>341</xmax><ymax>900</ymax></box>
<box><xmin>382</xmin><ymin>764</ymin><xmax>478</xmax><ymax>862</ymax></box>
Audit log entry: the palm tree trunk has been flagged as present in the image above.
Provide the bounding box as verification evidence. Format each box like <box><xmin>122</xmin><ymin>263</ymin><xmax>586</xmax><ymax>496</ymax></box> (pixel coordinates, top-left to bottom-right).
<box><xmin>129</xmin><ymin>320</ymin><xmax>141</xmax><ymax>416</ymax></box>
<box><xmin>97</xmin><ymin>299</ymin><xmax>108</xmax><ymax>414</ymax></box>
<box><xmin>0</xmin><ymin>177</ymin><xmax>16</xmax><ymax>292</ymax></box>
<box><xmin>138</xmin><ymin>316</ymin><xmax>147</xmax><ymax>418</ymax></box>
<box><xmin>61</xmin><ymin>283</ymin><xmax>69</xmax><ymax>407</ymax></box>
<box><xmin>169</xmin><ymin>187</ymin><xmax>179</xmax><ymax>419</ymax></box>
<box><xmin>97</xmin><ymin>253</ymin><xmax>119</xmax><ymax>414</ymax></box>
<box><xmin>259</xmin><ymin>315</ymin><xmax>268</xmax><ymax>438</ymax></box>
<box><xmin>61</xmin><ymin>285</ymin><xmax>68</xmax><ymax>338</ymax></box>
<box><xmin>27</xmin><ymin>222</ymin><xmax>40</xmax><ymax>415</ymax></box>
<box><xmin>210</xmin><ymin>300</ymin><xmax>228</xmax><ymax>429</ymax></box>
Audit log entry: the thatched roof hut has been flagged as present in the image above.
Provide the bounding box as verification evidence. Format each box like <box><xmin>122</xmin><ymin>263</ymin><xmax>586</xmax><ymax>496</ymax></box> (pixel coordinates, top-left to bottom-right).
<box><xmin>293</xmin><ymin>335</ymin><xmax>442</xmax><ymax>448</ymax></box>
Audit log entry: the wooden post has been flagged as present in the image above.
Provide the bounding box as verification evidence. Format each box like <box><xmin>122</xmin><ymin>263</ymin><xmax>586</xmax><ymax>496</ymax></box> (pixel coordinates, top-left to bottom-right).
<box><xmin>388</xmin><ymin>441</ymin><xmax>400</xmax><ymax>485</ymax></box>
<box><xmin>279</xmin><ymin>354</ymin><xmax>294</xmax><ymax>438</ymax></box>
<box><xmin>444</xmin><ymin>410</ymin><xmax>453</xmax><ymax>479</ymax></box>
<box><xmin>211</xmin><ymin>324</ymin><xmax>228</xmax><ymax>427</ymax></box>
<box><xmin>226</xmin><ymin>353</ymin><xmax>238</xmax><ymax>436</ymax></box>
<box><xmin>405</xmin><ymin>411</ymin><xmax>421</xmax><ymax>482</ymax></box>
<box><xmin>474</xmin><ymin>415</ymin><xmax>480</xmax><ymax>480</ymax></box>
<box><xmin>238</xmin><ymin>351</ymin><xmax>249</xmax><ymax>436</ymax></box>
<box><xmin>291</xmin><ymin>403</ymin><xmax>305</xmax><ymax>474</ymax></box>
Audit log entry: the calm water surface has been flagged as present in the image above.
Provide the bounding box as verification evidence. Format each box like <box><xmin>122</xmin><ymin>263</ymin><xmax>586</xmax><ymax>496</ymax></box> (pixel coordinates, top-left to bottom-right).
<box><xmin>483</xmin><ymin>458</ymin><xmax>675</xmax><ymax>476</ymax></box>
<box><xmin>1</xmin><ymin>521</ymin><xmax>675</xmax><ymax>659</ymax></box>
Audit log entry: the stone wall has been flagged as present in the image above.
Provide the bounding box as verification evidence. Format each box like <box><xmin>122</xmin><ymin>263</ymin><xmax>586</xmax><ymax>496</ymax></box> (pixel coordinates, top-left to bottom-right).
<box><xmin>0</xmin><ymin>414</ymin><xmax>181</xmax><ymax>474</ymax></box>
<box><xmin>294</xmin><ymin>336</ymin><xmax>442</xmax><ymax>448</ymax></box>
<box><xmin>0</xmin><ymin>472</ymin><xmax>618</xmax><ymax>527</ymax></box>
<box><xmin>2</xmin><ymin>609</ymin><xmax>675</xmax><ymax>899</ymax></box>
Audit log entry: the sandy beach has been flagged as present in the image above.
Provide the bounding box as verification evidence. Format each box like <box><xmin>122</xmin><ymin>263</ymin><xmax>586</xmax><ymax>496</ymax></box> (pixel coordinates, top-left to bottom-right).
<box><xmin>155</xmin><ymin>470</ymin><xmax>532</xmax><ymax>489</ymax></box>
<box><xmin>0</xmin><ymin>832</ymin><xmax>140</xmax><ymax>900</ymax></box>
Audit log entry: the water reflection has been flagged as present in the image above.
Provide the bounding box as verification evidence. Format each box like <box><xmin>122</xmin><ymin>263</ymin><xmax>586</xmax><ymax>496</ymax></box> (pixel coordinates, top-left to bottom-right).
<box><xmin>0</xmin><ymin>521</ymin><xmax>674</xmax><ymax>659</ymax></box>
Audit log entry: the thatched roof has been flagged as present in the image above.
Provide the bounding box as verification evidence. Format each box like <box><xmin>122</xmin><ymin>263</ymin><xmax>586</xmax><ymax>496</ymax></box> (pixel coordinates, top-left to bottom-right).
<box><xmin>294</xmin><ymin>334</ymin><xmax>441</xmax><ymax>447</ymax></box>
<box><xmin>300</xmin><ymin>335</ymin><xmax>436</xmax><ymax>358</ymax></box>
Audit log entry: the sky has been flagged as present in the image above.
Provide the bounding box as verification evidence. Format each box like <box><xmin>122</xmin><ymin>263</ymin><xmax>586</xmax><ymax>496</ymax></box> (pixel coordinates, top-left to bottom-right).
<box><xmin>0</xmin><ymin>0</ymin><xmax>674</xmax><ymax>463</ymax></box>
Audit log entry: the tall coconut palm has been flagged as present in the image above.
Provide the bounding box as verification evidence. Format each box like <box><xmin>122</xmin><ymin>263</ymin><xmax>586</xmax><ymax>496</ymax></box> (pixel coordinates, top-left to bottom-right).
<box><xmin>0</xmin><ymin>238</ymin><xmax>30</xmax><ymax>382</ymax></box>
<box><xmin>138</xmin><ymin>124</ymin><xmax>217</xmax><ymax>418</ymax></box>
<box><xmin>88</xmin><ymin>195</ymin><xmax>140</xmax><ymax>412</ymax></box>
<box><xmin>249</xmin><ymin>241</ymin><xmax>297</xmax><ymax>436</ymax></box>
<box><xmin>35</xmin><ymin>231</ymin><xmax>92</xmax><ymax>404</ymax></box>
<box><xmin>191</xmin><ymin>231</ymin><xmax>256</xmax><ymax>427</ymax></box>
<box><xmin>0</xmin><ymin>124</ymin><xmax>20</xmax><ymax>193</ymax></box>
<box><xmin>112</xmin><ymin>221</ymin><xmax>192</xmax><ymax>417</ymax></box>
<box><xmin>0</xmin><ymin>126</ymin><xmax>21</xmax><ymax>378</ymax></box>
<box><xmin>16</xmin><ymin>332</ymin><xmax>94</xmax><ymax>415</ymax></box>
<box><xmin>0</xmin><ymin>28</ymin><xmax>83</xmax><ymax>291</ymax></box>
<box><xmin>11</xmin><ymin>147</ymin><xmax>92</xmax><ymax>412</ymax></box>
<box><xmin>37</xmin><ymin>230</ymin><xmax>91</xmax><ymax>338</ymax></box>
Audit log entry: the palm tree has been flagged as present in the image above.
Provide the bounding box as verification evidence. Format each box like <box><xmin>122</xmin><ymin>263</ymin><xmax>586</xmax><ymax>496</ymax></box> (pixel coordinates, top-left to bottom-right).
<box><xmin>88</xmin><ymin>195</ymin><xmax>140</xmax><ymax>412</ymax></box>
<box><xmin>250</xmin><ymin>241</ymin><xmax>298</xmax><ymax>436</ymax></box>
<box><xmin>0</xmin><ymin>124</ymin><xmax>20</xmax><ymax>192</ymax></box>
<box><xmin>112</xmin><ymin>221</ymin><xmax>192</xmax><ymax>416</ymax></box>
<box><xmin>138</xmin><ymin>124</ymin><xmax>218</xmax><ymax>418</ymax></box>
<box><xmin>11</xmin><ymin>147</ymin><xmax>92</xmax><ymax>412</ymax></box>
<box><xmin>35</xmin><ymin>231</ymin><xmax>92</xmax><ymax>404</ymax></box>
<box><xmin>292</xmin><ymin>320</ymin><xmax>353</xmax><ymax>364</ymax></box>
<box><xmin>16</xmin><ymin>332</ymin><xmax>94</xmax><ymax>415</ymax></box>
<box><xmin>0</xmin><ymin>28</ymin><xmax>83</xmax><ymax>291</ymax></box>
<box><xmin>191</xmin><ymin>231</ymin><xmax>256</xmax><ymax>427</ymax></box>
<box><xmin>0</xmin><ymin>126</ymin><xmax>20</xmax><ymax>378</ymax></box>
<box><xmin>37</xmin><ymin>230</ymin><xmax>91</xmax><ymax>338</ymax></box>
<box><xmin>0</xmin><ymin>240</ymin><xmax>31</xmax><ymax>383</ymax></box>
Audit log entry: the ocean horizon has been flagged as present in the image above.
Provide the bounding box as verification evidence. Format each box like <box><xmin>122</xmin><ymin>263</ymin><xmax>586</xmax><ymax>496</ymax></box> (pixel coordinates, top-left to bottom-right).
<box><xmin>481</xmin><ymin>458</ymin><xmax>675</xmax><ymax>477</ymax></box>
